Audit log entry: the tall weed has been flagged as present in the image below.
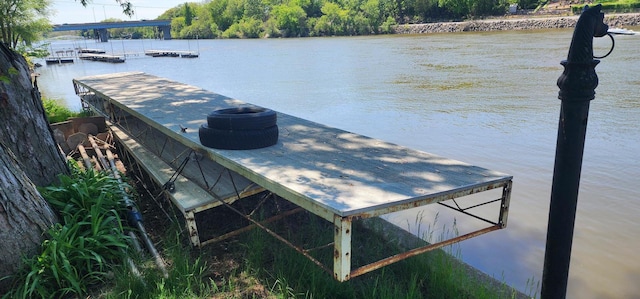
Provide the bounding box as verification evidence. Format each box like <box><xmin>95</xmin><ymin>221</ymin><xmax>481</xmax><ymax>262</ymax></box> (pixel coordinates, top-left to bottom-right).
<box><xmin>2</xmin><ymin>167</ymin><xmax>131</xmax><ymax>298</ymax></box>
<box><xmin>42</xmin><ymin>98</ymin><xmax>89</xmax><ymax>124</ymax></box>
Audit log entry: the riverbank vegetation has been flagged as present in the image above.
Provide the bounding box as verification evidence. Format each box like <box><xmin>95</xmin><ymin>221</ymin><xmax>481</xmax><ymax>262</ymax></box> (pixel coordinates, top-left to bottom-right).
<box><xmin>41</xmin><ymin>98</ymin><xmax>90</xmax><ymax>123</ymax></box>
<box><xmin>66</xmin><ymin>0</ymin><xmax>640</xmax><ymax>40</ymax></box>
<box><xmin>113</xmin><ymin>0</ymin><xmax>520</xmax><ymax>38</ymax></box>
<box><xmin>1</xmin><ymin>164</ymin><xmax>536</xmax><ymax>298</ymax></box>
<box><xmin>1</xmin><ymin>166</ymin><xmax>132</xmax><ymax>298</ymax></box>
<box><xmin>7</xmin><ymin>0</ymin><xmax>640</xmax><ymax>47</ymax></box>
<box><xmin>571</xmin><ymin>0</ymin><xmax>640</xmax><ymax>13</ymax></box>
<box><xmin>0</xmin><ymin>101</ymin><xmax>537</xmax><ymax>297</ymax></box>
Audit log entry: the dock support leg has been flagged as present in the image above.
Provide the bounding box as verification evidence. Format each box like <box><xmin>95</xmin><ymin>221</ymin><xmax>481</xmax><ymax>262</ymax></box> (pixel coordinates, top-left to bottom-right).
<box><xmin>498</xmin><ymin>181</ymin><xmax>512</xmax><ymax>228</ymax></box>
<box><xmin>333</xmin><ymin>216</ymin><xmax>352</xmax><ymax>282</ymax></box>
<box><xmin>185</xmin><ymin>211</ymin><xmax>201</xmax><ymax>247</ymax></box>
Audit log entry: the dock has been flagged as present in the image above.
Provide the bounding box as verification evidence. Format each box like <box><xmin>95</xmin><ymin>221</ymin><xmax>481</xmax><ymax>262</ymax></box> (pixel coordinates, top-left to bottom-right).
<box><xmin>72</xmin><ymin>72</ymin><xmax>512</xmax><ymax>282</ymax></box>
<box><xmin>78</xmin><ymin>48</ymin><xmax>107</xmax><ymax>54</ymax></box>
<box><xmin>144</xmin><ymin>49</ymin><xmax>199</xmax><ymax>58</ymax></box>
<box><xmin>45</xmin><ymin>57</ymin><xmax>74</xmax><ymax>64</ymax></box>
<box><xmin>78</xmin><ymin>53</ymin><xmax>125</xmax><ymax>63</ymax></box>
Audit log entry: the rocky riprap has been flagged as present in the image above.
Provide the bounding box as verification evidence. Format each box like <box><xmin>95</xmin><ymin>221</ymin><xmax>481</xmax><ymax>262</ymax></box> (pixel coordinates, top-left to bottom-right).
<box><xmin>392</xmin><ymin>13</ymin><xmax>640</xmax><ymax>34</ymax></box>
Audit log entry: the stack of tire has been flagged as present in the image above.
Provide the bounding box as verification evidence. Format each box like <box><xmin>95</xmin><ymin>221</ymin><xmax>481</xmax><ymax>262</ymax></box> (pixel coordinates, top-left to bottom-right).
<box><xmin>199</xmin><ymin>107</ymin><xmax>278</xmax><ymax>150</ymax></box>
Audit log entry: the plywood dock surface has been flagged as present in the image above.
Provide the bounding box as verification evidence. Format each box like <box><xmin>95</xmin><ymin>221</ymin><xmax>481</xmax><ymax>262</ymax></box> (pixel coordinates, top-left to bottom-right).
<box><xmin>74</xmin><ymin>72</ymin><xmax>511</xmax><ymax>220</ymax></box>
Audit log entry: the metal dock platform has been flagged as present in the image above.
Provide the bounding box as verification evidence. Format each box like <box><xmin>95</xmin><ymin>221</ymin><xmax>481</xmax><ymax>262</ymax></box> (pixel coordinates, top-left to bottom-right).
<box><xmin>72</xmin><ymin>72</ymin><xmax>512</xmax><ymax>282</ymax></box>
<box><xmin>144</xmin><ymin>49</ymin><xmax>199</xmax><ymax>58</ymax></box>
<box><xmin>78</xmin><ymin>53</ymin><xmax>125</xmax><ymax>63</ymax></box>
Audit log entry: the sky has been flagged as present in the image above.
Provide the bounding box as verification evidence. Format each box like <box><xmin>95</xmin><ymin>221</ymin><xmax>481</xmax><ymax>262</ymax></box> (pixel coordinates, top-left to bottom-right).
<box><xmin>49</xmin><ymin>0</ymin><xmax>187</xmax><ymax>24</ymax></box>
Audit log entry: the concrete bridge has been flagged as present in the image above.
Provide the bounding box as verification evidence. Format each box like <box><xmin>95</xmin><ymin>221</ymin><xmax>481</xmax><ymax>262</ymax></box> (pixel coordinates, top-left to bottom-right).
<box><xmin>53</xmin><ymin>20</ymin><xmax>171</xmax><ymax>42</ymax></box>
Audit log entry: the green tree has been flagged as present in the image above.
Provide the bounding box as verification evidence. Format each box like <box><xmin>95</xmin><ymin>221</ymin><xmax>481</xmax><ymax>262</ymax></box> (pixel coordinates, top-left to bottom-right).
<box><xmin>270</xmin><ymin>3</ymin><xmax>307</xmax><ymax>37</ymax></box>
<box><xmin>223</xmin><ymin>16</ymin><xmax>263</xmax><ymax>37</ymax></box>
<box><xmin>0</xmin><ymin>0</ymin><xmax>52</xmax><ymax>48</ymax></box>
<box><xmin>158</xmin><ymin>5</ymin><xmax>184</xmax><ymax>19</ymax></box>
<box><xmin>208</xmin><ymin>0</ymin><xmax>244</xmax><ymax>31</ymax></box>
<box><xmin>184</xmin><ymin>2</ymin><xmax>194</xmax><ymax>25</ymax></box>
<box><xmin>171</xmin><ymin>16</ymin><xmax>187</xmax><ymax>37</ymax></box>
<box><xmin>438</xmin><ymin>0</ymin><xmax>470</xmax><ymax>16</ymax></box>
<box><xmin>192</xmin><ymin>6</ymin><xmax>218</xmax><ymax>38</ymax></box>
<box><xmin>244</xmin><ymin>0</ymin><xmax>267</xmax><ymax>20</ymax></box>
<box><xmin>518</xmin><ymin>0</ymin><xmax>541</xmax><ymax>9</ymax></box>
<box><xmin>361</xmin><ymin>0</ymin><xmax>383</xmax><ymax>32</ymax></box>
<box><xmin>183</xmin><ymin>10</ymin><xmax>216</xmax><ymax>38</ymax></box>
<box><xmin>303</xmin><ymin>0</ymin><xmax>324</xmax><ymax>17</ymax></box>
<box><xmin>317</xmin><ymin>1</ymin><xmax>348</xmax><ymax>35</ymax></box>
<box><xmin>405</xmin><ymin>0</ymin><xmax>439</xmax><ymax>22</ymax></box>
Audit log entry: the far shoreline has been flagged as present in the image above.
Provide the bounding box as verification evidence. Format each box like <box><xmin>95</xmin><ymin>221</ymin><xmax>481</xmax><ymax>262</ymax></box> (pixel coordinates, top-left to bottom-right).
<box><xmin>392</xmin><ymin>13</ymin><xmax>640</xmax><ymax>34</ymax></box>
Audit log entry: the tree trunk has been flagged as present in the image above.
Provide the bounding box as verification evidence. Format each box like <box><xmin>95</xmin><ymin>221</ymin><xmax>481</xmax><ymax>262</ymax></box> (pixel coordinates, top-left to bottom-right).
<box><xmin>0</xmin><ymin>42</ymin><xmax>68</xmax><ymax>187</ymax></box>
<box><xmin>0</xmin><ymin>43</ymin><xmax>66</xmax><ymax>292</ymax></box>
<box><xmin>0</xmin><ymin>142</ymin><xmax>58</xmax><ymax>292</ymax></box>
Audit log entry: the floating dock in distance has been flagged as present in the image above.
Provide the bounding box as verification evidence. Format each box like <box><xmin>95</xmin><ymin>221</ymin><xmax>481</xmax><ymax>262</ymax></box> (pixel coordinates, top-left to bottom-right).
<box><xmin>45</xmin><ymin>57</ymin><xmax>74</xmax><ymax>64</ymax></box>
<box><xmin>608</xmin><ymin>27</ymin><xmax>636</xmax><ymax>35</ymax></box>
<box><xmin>54</xmin><ymin>49</ymin><xmax>76</xmax><ymax>56</ymax></box>
<box><xmin>72</xmin><ymin>72</ymin><xmax>512</xmax><ymax>282</ymax></box>
<box><xmin>79</xmin><ymin>53</ymin><xmax>125</xmax><ymax>63</ymax></box>
<box><xmin>144</xmin><ymin>49</ymin><xmax>199</xmax><ymax>58</ymax></box>
<box><xmin>78</xmin><ymin>48</ymin><xmax>107</xmax><ymax>54</ymax></box>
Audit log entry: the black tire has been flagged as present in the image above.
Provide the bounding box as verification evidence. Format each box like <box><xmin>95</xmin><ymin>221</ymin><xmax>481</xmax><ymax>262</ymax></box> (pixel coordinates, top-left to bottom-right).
<box><xmin>199</xmin><ymin>124</ymin><xmax>279</xmax><ymax>150</ymax></box>
<box><xmin>207</xmin><ymin>107</ymin><xmax>277</xmax><ymax>131</ymax></box>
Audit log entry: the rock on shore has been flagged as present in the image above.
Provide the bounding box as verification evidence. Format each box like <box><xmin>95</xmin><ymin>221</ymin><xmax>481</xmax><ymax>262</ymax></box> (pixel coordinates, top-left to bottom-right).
<box><xmin>392</xmin><ymin>13</ymin><xmax>640</xmax><ymax>34</ymax></box>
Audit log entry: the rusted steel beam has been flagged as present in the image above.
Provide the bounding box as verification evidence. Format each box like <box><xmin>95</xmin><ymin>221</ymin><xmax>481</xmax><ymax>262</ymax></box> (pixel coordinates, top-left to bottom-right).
<box><xmin>438</xmin><ymin>200</ymin><xmax>501</xmax><ymax>226</ymax></box>
<box><xmin>211</xmin><ymin>193</ymin><xmax>334</xmax><ymax>274</ymax></box>
<box><xmin>353</xmin><ymin>180</ymin><xmax>510</xmax><ymax>220</ymax></box>
<box><xmin>349</xmin><ymin>225</ymin><xmax>501</xmax><ymax>279</ymax></box>
<box><xmin>199</xmin><ymin>207</ymin><xmax>305</xmax><ymax>246</ymax></box>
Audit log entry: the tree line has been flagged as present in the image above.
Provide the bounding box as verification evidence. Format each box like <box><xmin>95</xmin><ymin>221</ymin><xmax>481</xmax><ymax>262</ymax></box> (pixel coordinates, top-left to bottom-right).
<box><xmin>67</xmin><ymin>0</ymin><xmax>547</xmax><ymax>41</ymax></box>
<box><xmin>3</xmin><ymin>0</ymin><xmax>631</xmax><ymax>47</ymax></box>
<box><xmin>158</xmin><ymin>0</ymin><xmax>543</xmax><ymax>38</ymax></box>
<box><xmin>2</xmin><ymin>0</ymin><xmax>553</xmax><ymax>47</ymax></box>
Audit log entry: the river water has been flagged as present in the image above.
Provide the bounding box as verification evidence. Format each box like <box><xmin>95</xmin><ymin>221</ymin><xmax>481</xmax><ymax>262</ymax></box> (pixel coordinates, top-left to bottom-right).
<box><xmin>37</xmin><ymin>29</ymin><xmax>640</xmax><ymax>298</ymax></box>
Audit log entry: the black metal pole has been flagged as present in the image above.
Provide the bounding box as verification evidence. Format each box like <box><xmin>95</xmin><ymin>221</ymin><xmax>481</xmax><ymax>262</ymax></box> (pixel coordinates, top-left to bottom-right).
<box><xmin>541</xmin><ymin>5</ymin><xmax>609</xmax><ymax>299</ymax></box>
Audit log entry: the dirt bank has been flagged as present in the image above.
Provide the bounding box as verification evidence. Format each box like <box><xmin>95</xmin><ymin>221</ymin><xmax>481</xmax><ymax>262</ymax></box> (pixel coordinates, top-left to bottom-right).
<box><xmin>392</xmin><ymin>13</ymin><xmax>640</xmax><ymax>34</ymax></box>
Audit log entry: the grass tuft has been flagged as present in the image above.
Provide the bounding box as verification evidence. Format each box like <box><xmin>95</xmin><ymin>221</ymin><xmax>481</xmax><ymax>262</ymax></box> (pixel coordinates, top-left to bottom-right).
<box><xmin>42</xmin><ymin>97</ymin><xmax>90</xmax><ymax>124</ymax></box>
<box><xmin>2</xmin><ymin>164</ymin><xmax>131</xmax><ymax>298</ymax></box>
<box><xmin>2</xmin><ymin>159</ymin><xmax>539</xmax><ymax>298</ymax></box>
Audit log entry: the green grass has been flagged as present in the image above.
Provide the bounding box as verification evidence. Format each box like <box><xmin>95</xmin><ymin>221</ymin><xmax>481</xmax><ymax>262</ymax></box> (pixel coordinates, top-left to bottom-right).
<box><xmin>2</xmin><ymin>163</ymin><xmax>538</xmax><ymax>299</ymax></box>
<box><xmin>100</xmin><ymin>231</ymin><xmax>214</xmax><ymax>299</ymax></box>
<box><xmin>235</xmin><ymin>209</ymin><xmax>536</xmax><ymax>299</ymax></box>
<box><xmin>571</xmin><ymin>0</ymin><xmax>640</xmax><ymax>13</ymax></box>
<box><xmin>42</xmin><ymin>97</ymin><xmax>90</xmax><ymax>124</ymax></box>
<box><xmin>2</xmin><ymin>163</ymin><xmax>132</xmax><ymax>298</ymax></box>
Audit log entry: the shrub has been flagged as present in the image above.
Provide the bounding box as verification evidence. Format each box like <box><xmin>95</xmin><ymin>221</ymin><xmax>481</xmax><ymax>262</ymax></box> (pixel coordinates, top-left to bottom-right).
<box><xmin>42</xmin><ymin>98</ymin><xmax>89</xmax><ymax>124</ymax></box>
<box><xmin>2</xmin><ymin>166</ymin><xmax>132</xmax><ymax>298</ymax></box>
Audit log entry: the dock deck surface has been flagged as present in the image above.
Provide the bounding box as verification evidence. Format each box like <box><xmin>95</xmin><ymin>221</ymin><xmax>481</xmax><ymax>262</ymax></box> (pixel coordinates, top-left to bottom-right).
<box><xmin>74</xmin><ymin>72</ymin><xmax>510</xmax><ymax>218</ymax></box>
<box><xmin>73</xmin><ymin>71</ymin><xmax>512</xmax><ymax>280</ymax></box>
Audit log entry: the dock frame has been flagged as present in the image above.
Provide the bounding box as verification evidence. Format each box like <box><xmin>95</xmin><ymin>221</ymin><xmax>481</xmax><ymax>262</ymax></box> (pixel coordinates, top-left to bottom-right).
<box><xmin>73</xmin><ymin>72</ymin><xmax>512</xmax><ymax>281</ymax></box>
